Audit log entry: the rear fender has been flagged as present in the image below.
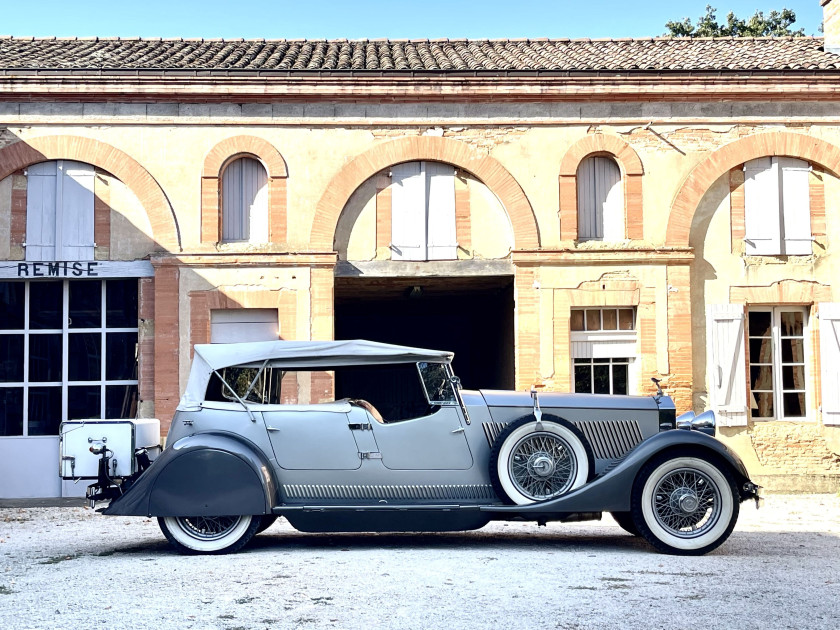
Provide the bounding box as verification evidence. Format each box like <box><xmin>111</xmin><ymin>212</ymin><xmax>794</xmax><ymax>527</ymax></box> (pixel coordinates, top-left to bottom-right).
<box><xmin>482</xmin><ymin>430</ymin><xmax>754</xmax><ymax>515</ymax></box>
<box><xmin>103</xmin><ymin>433</ymin><xmax>278</xmax><ymax>517</ymax></box>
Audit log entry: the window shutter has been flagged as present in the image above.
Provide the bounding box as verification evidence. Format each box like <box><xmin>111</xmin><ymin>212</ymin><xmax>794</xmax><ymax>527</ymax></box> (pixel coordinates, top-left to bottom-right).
<box><xmin>707</xmin><ymin>304</ymin><xmax>748</xmax><ymax>426</ymax></box>
<box><xmin>599</xmin><ymin>159</ymin><xmax>624</xmax><ymax>241</ymax></box>
<box><xmin>210</xmin><ymin>308</ymin><xmax>278</xmax><ymax>343</ymax></box>
<box><xmin>390</xmin><ymin>162</ymin><xmax>426</xmax><ymax>260</ymax></box>
<box><xmin>424</xmin><ymin>162</ymin><xmax>457</xmax><ymax>260</ymax></box>
<box><xmin>243</xmin><ymin>158</ymin><xmax>268</xmax><ymax>244</ymax></box>
<box><xmin>25</xmin><ymin>161</ymin><xmax>58</xmax><ymax>261</ymax></box>
<box><xmin>577</xmin><ymin>157</ymin><xmax>602</xmax><ymax>240</ymax></box>
<box><xmin>779</xmin><ymin>157</ymin><xmax>812</xmax><ymax>255</ymax></box>
<box><xmin>744</xmin><ymin>157</ymin><xmax>781</xmax><ymax>255</ymax></box>
<box><xmin>222</xmin><ymin>159</ymin><xmax>247</xmax><ymax>242</ymax></box>
<box><xmin>58</xmin><ymin>161</ymin><xmax>95</xmax><ymax>260</ymax></box>
<box><xmin>819</xmin><ymin>303</ymin><xmax>840</xmax><ymax>425</ymax></box>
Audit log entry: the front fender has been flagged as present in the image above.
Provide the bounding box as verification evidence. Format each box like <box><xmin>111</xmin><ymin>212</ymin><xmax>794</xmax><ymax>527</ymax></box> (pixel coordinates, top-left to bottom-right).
<box><xmin>103</xmin><ymin>433</ymin><xmax>279</xmax><ymax>517</ymax></box>
<box><xmin>482</xmin><ymin>430</ymin><xmax>754</xmax><ymax>515</ymax></box>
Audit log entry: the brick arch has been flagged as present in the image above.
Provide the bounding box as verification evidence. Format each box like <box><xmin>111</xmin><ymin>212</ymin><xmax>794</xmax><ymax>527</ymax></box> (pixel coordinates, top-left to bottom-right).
<box><xmin>310</xmin><ymin>135</ymin><xmax>539</xmax><ymax>250</ymax></box>
<box><xmin>559</xmin><ymin>134</ymin><xmax>644</xmax><ymax>241</ymax></box>
<box><xmin>666</xmin><ymin>132</ymin><xmax>840</xmax><ymax>247</ymax></box>
<box><xmin>201</xmin><ymin>135</ymin><xmax>288</xmax><ymax>243</ymax></box>
<box><xmin>0</xmin><ymin>135</ymin><xmax>180</xmax><ymax>250</ymax></box>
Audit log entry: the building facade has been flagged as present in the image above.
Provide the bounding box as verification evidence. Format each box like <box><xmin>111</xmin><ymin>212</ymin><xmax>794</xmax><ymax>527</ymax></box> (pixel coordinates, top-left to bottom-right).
<box><xmin>2</xmin><ymin>2</ymin><xmax>840</xmax><ymax>497</ymax></box>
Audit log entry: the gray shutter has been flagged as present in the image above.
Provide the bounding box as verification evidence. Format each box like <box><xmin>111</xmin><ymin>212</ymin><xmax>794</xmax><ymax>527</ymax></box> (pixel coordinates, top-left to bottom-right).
<box><xmin>819</xmin><ymin>303</ymin><xmax>840</xmax><ymax>425</ymax></box>
<box><xmin>425</xmin><ymin>162</ymin><xmax>457</xmax><ymax>260</ymax></box>
<box><xmin>744</xmin><ymin>157</ymin><xmax>781</xmax><ymax>255</ymax></box>
<box><xmin>58</xmin><ymin>161</ymin><xmax>95</xmax><ymax>261</ymax></box>
<box><xmin>577</xmin><ymin>157</ymin><xmax>621</xmax><ymax>241</ymax></box>
<box><xmin>390</xmin><ymin>162</ymin><xmax>426</xmax><ymax>260</ymax></box>
<box><xmin>707</xmin><ymin>304</ymin><xmax>748</xmax><ymax>426</ymax></box>
<box><xmin>222</xmin><ymin>159</ymin><xmax>247</xmax><ymax>242</ymax></box>
<box><xmin>779</xmin><ymin>157</ymin><xmax>812</xmax><ymax>255</ymax></box>
<box><xmin>25</xmin><ymin>161</ymin><xmax>58</xmax><ymax>261</ymax></box>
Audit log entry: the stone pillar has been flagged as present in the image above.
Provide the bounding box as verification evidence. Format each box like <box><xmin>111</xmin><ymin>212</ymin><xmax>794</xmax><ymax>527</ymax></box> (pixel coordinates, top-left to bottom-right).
<box><xmin>824</xmin><ymin>0</ymin><xmax>840</xmax><ymax>55</ymax></box>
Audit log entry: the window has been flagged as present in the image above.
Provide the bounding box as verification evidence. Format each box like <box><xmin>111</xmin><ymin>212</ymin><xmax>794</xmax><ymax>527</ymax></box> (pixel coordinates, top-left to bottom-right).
<box><xmin>0</xmin><ymin>279</ymin><xmax>139</xmax><ymax>437</ymax></box>
<box><xmin>748</xmin><ymin>307</ymin><xmax>807</xmax><ymax>420</ymax></box>
<box><xmin>577</xmin><ymin>156</ymin><xmax>624</xmax><ymax>241</ymax></box>
<box><xmin>221</xmin><ymin>157</ymin><xmax>268</xmax><ymax>243</ymax></box>
<box><xmin>417</xmin><ymin>362</ymin><xmax>457</xmax><ymax>405</ymax></box>
<box><xmin>570</xmin><ymin>308</ymin><xmax>637</xmax><ymax>395</ymax></box>
<box><xmin>26</xmin><ymin>160</ymin><xmax>95</xmax><ymax>261</ymax></box>
<box><xmin>390</xmin><ymin>161</ymin><xmax>457</xmax><ymax>260</ymax></box>
<box><xmin>744</xmin><ymin>157</ymin><xmax>812</xmax><ymax>255</ymax></box>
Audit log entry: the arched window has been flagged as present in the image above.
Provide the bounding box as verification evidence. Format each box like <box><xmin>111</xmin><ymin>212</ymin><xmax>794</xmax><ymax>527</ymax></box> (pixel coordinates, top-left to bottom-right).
<box><xmin>221</xmin><ymin>157</ymin><xmax>268</xmax><ymax>243</ymax></box>
<box><xmin>744</xmin><ymin>157</ymin><xmax>811</xmax><ymax>255</ymax></box>
<box><xmin>26</xmin><ymin>160</ymin><xmax>95</xmax><ymax>261</ymax></box>
<box><xmin>576</xmin><ymin>156</ymin><xmax>623</xmax><ymax>241</ymax></box>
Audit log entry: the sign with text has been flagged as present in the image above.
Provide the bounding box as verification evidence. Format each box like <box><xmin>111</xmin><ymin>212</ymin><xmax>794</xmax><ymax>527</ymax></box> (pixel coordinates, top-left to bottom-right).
<box><xmin>0</xmin><ymin>260</ymin><xmax>154</xmax><ymax>279</ymax></box>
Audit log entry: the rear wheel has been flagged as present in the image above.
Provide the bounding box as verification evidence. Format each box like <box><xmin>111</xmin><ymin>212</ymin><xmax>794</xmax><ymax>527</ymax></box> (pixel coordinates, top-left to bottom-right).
<box><xmin>159</xmin><ymin>515</ymin><xmax>260</xmax><ymax>554</ymax></box>
<box><xmin>490</xmin><ymin>415</ymin><xmax>593</xmax><ymax>505</ymax></box>
<box><xmin>631</xmin><ymin>452</ymin><xmax>739</xmax><ymax>555</ymax></box>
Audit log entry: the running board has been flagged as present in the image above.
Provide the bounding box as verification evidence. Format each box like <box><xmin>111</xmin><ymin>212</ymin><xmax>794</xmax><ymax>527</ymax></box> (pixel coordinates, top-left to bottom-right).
<box><xmin>274</xmin><ymin>504</ymin><xmax>486</xmax><ymax>514</ymax></box>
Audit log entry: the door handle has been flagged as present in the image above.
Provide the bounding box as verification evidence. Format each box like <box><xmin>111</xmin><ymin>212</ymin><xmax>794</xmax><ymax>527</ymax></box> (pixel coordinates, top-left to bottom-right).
<box><xmin>266</xmin><ymin>426</ymin><xmax>280</xmax><ymax>432</ymax></box>
<box><xmin>451</xmin><ymin>427</ymin><xmax>465</xmax><ymax>434</ymax></box>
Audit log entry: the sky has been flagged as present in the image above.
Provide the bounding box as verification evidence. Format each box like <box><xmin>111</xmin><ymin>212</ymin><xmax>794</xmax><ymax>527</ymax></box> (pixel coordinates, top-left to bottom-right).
<box><xmin>0</xmin><ymin>1</ymin><xmax>826</xmax><ymax>40</ymax></box>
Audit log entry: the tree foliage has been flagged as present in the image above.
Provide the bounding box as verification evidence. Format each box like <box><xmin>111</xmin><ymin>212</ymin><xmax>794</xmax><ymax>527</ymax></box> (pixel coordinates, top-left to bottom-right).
<box><xmin>665</xmin><ymin>5</ymin><xmax>805</xmax><ymax>37</ymax></box>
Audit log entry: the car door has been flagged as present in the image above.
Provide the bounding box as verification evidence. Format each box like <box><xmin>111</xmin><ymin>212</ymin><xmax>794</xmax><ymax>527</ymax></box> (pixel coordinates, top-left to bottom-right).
<box><xmin>365</xmin><ymin>405</ymin><xmax>473</xmax><ymax>470</ymax></box>
<box><xmin>263</xmin><ymin>402</ymin><xmax>361</xmax><ymax>470</ymax></box>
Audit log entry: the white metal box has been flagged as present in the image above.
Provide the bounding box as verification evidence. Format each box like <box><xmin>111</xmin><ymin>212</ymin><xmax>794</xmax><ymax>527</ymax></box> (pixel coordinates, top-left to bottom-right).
<box><xmin>59</xmin><ymin>419</ymin><xmax>161</xmax><ymax>479</ymax></box>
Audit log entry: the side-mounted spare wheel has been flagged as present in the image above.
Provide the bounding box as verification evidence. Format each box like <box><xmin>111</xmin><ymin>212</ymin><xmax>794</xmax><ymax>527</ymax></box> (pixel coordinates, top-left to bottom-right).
<box><xmin>159</xmin><ymin>515</ymin><xmax>261</xmax><ymax>554</ymax></box>
<box><xmin>490</xmin><ymin>414</ymin><xmax>594</xmax><ymax>505</ymax></box>
<box><xmin>631</xmin><ymin>450</ymin><xmax>739</xmax><ymax>555</ymax></box>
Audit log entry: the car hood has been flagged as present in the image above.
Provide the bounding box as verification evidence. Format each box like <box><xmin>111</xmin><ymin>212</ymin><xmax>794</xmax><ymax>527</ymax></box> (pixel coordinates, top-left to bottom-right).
<box><xmin>476</xmin><ymin>389</ymin><xmax>661</xmax><ymax>411</ymax></box>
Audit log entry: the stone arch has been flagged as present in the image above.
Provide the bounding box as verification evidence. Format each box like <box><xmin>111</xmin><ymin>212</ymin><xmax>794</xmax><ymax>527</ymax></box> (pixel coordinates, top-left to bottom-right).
<box><xmin>201</xmin><ymin>135</ymin><xmax>288</xmax><ymax>243</ymax></box>
<box><xmin>310</xmin><ymin>135</ymin><xmax>539</xmax><ymax>250</ymax></box>
<box><xmin>558</xmin><ymin>134</ymin><xmax>644</xmax><ymax>241</ymax></box>
<box><xmin>666</xmin><ymin>132</ymin><xmax>840</xmax><ymax>247</ymax></box>
<box><xmin>0</xmin><ymin>135</ymin><xmax>180</xmax><ymax>251</ymax></box>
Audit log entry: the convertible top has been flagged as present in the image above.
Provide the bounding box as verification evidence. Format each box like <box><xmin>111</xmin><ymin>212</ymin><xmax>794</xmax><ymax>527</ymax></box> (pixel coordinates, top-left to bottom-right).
<box><xmin>179</xmin><ymin>339</ymin><xmax>453</xmax><ymax>411</ymax></box>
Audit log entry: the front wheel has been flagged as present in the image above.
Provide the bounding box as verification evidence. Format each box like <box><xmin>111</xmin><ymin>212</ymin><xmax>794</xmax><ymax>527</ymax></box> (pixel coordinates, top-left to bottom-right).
<box><xmin>490</xmin><ymin>415</ymin><xmax>593</xmax><ymax>505</ymax></box>
<box><xmin>631</xmin><ymin>452</ymin><xmax>739</xmax><ymax>555</ymax></box>
<box><xmin>159</xmin><ymin>515</ymin><xmax>260</xmax><ymax>554</ymax></box>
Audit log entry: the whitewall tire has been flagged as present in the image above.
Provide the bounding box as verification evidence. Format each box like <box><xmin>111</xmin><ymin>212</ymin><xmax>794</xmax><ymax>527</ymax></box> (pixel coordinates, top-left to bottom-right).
<box><xmin>631</xmin><ymin>453</ymin><xmax>739</xmax><ymax>555</ymax></box>
<box><xmin>490</xmin><ymin>415</ymin><xmax>593</xmax><ymax>506</ymax></box>
<box><xmin>158</xmin><ymin>514</ymin><xmax>260</xmax><ymax>554</ymax></box>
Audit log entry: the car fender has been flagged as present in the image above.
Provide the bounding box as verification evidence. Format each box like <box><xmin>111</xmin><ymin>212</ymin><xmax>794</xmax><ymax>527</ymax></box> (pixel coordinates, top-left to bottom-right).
<box><xmin>103</xmin><ymin>433</ymin><xmax>279</xmax><ymax>517</ymax></box>
<box><xmin>482</xmin><ymin>430</ymin><xmax>753</xmax><ymax>515</ymax></box>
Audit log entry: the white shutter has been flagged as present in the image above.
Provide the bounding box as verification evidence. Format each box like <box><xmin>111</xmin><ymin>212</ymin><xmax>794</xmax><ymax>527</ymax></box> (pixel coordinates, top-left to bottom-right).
<box><xmin>25</xmin><ymin>161</ymin><xmax>58</xmax><ymax>261</ymax></box>
<box><xmin>600</xmin><ymin>159</ymin><xmax>624</xmax><ymax>241</ymax></box>
<box><xmin>244</xmin><ymin>158</ymin><xmax>268</xmax><ymax>244</ymax></box>
<box><xmin>577</xmin><ymin>157</ymin><xmax>622</xmax><ymax>241</ymax></box>
<box><xmin>222</xmin><ymin>159</ymin><xmax>247</xmax><ymax>242</ymax></box>
<box><xmin>210</xmin><ymin>308</ymin><xmax>278</xmax><ymax>343</ymax></box>
<box><xmin>819</xmin><ymin>303</ymin><xmax>840</xmax><ymax>425</ymax></box>
<box><xmin>390</xmin><ymin>162</ymin><xmax>426</xmax><ymax>260</ymax></box>
<box><xmin>707</xmin><ymin>304</ymin><xmax>748</xmax><ymax>426</ymax></box>
<box><xmin>58</xmin><ymin>161</ymin><xmax>95</xmax><ymax>260</ymax></box>
<box><xmin>744</xmin><ymin>157</ymin><xmax>782</xmax><ymax>255</ymax></box>
<box><xmin>779</xmin><ymin>157</ymin><xmax>812</xmax><ymax>255</ymax></box>
<box><xmin>425</xmin><ymin>162</ymin><xmax>457</xmax><ymax>260</ymax></box>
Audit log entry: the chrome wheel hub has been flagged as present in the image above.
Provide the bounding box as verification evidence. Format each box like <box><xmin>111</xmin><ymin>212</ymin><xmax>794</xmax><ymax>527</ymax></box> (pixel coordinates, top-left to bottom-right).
<box><xmin>509</xmin><ymin>432</ymin><xmax>577</xmax><ymax>501</ymax></box>
<box><xmin>652</xmin><ymin>468</ymin><xmax>721</xmax><ymax>538</ymax></box>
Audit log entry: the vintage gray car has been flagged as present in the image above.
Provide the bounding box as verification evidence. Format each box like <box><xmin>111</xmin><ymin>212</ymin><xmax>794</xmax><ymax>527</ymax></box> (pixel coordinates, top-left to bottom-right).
<box><xmin>79</xmin><ymin>339</ymin><xmax>760</xmax><ymax>555</ymax></box>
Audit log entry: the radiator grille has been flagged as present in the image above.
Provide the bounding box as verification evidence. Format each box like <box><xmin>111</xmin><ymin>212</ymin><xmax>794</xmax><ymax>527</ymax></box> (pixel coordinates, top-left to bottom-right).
<box><xmin>283</xmin><ymin>484</ymin><xmax>497</xmax><ymax>501</ymax></box>
<box><xmin>571</xmin><ymin>419</ymin><xmax>643</xmax><ymax>460</ymax></box>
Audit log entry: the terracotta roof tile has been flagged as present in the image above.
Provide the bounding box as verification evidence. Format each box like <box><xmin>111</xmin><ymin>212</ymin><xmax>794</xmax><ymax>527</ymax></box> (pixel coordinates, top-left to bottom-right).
<box><xmin>0</xmin><ymin>37</ymin><xmax>837</xmax><ymax>72</ymax></box>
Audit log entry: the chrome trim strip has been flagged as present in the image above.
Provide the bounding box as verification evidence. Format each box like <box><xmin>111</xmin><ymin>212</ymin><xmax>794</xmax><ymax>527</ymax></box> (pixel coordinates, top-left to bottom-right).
<box><xmin>282</xmin><ymin>484</ymin><xmax>497</xmax><ymax>501</ymax></box>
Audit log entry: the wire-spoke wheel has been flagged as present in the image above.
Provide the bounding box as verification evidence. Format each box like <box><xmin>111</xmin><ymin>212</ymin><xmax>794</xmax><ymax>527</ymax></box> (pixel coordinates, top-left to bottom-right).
<box><xmin>159</xmin><ymin>514</ymin><xmax>260</xmax><ymax>554</ymax></box>
<box><xmin>490</xmin><ymin>415</ymin><xmax>593</xmax><ymax>505</ymax></box>
<box><xmin>631</xmin><ymin>452</ymin><xmax>739</xmax><ymax>555</ymax></box>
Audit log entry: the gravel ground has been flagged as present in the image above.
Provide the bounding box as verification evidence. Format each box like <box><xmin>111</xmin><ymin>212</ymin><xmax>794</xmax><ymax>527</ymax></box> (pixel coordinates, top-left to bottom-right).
<box><xmin>1</xmin><ymin>494</ymin><xmax>838</xmax><ymax>630</ymax></box>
